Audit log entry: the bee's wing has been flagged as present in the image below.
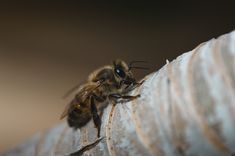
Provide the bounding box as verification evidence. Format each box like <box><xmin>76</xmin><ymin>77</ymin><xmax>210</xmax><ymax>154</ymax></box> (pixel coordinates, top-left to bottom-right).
<box><xmin>60</xmin><ymin>82</ymin><xmax>101</xmax><ymax>120</ymax></box>
<box><xmin>60</xmin><ymin>100</ymin><xmax>75</xmax><ymax>120</ymax></box>
<box><xmin>62</xmin><ymin>81</ymin><xmax>85</xmax><ymax>99</ymax></box>
<box><xmin>62</xmin><ymin>79</ymin><xmax>103</xmax><ymax>99</ymax></box>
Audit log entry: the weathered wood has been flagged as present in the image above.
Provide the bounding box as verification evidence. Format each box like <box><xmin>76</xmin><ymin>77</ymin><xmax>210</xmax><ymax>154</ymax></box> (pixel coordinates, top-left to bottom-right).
<box><xmin>3</xmin><ymin>30</ymin><xmax>235</xmax><ymax>156</ymax></box>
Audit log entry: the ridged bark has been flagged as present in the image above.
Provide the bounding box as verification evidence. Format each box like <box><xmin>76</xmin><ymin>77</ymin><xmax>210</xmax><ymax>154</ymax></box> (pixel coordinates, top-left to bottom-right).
<box><xmin>4</xmin><ymin>30</ymin><xmax>235</xmax><ymax>156</ymax></box>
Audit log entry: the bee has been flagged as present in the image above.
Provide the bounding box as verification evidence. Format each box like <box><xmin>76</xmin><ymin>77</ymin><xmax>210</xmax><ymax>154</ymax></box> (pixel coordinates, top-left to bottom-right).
<box><xmin>60</xmin><ymin>59</ymin><xmax>147</xmax><ymax>155</ymax></box>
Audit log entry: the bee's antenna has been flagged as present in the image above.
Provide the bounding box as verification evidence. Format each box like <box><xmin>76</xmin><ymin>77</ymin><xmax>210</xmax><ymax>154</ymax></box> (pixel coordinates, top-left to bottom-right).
<box><xmin>129</xmin><ymin>66</ymin><xmax>149</xmax><ymax>70</ymax></box>
<box><xmin>128</xmin><ymin>60</ymin><xmax>149</xmax><ymax>71</ymax></box>
<box><xmin>128</xmin><ymin>60</ymin><xmax>147</xmax><ymax>66</ymax></box>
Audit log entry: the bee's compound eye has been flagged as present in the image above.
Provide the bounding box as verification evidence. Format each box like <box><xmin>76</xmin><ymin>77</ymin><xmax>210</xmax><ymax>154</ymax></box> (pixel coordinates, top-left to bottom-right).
<box><xmin>115</xmin><ymin>67</ymin><xmax>126</xmax><ymax>78</ymax></box>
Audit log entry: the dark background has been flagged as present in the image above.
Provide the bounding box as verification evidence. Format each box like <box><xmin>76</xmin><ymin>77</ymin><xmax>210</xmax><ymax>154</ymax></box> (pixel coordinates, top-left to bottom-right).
<box><xmin>0</xmin><ymin>1</ymin><xmax>234</xmax><ymax>151</ymax></box>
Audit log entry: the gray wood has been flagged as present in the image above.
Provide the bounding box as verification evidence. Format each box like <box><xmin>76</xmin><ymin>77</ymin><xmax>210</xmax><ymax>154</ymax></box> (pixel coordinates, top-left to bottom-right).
<box><xmin>3</xmin><ymin>30</ymin><xmax>235</xmax><ymax>156</ymax></box>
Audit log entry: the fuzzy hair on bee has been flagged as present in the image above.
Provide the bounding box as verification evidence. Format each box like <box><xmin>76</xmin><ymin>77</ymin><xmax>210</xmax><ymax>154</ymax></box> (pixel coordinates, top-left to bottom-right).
<box><xmin>60</xmin><ymin>59</ymin><xmax>147</xmax><ymax>155</ymax></box>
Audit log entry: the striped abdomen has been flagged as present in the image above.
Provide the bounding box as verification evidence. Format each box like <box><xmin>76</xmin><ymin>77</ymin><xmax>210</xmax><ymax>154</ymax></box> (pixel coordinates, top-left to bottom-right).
<box><xmin>67</xmin><ymin>98</ymin><xmax>92</xmax><ymax>129</ymax></box>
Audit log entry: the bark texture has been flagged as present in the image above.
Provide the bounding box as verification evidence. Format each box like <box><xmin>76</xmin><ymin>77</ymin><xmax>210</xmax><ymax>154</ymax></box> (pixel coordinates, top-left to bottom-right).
<box><xmin>3</xmin><ymin>30</ymin><xmax>235</xmax><ymax>156</ymax></box>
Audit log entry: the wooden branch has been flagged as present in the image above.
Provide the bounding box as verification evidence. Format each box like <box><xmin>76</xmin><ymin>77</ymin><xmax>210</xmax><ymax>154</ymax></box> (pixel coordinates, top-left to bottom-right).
<box><xmin>4</xmin><ymin>30</ymin><xmax>235</xmax><ymax>156</ymax></box>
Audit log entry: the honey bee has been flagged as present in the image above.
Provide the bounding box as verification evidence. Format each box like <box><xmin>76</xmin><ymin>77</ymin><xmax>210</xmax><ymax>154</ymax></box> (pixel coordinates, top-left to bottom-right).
<box><xmin>61</xmin><ymin>59</ymin><xmax>147</xmax><ymax>155</ymax></box>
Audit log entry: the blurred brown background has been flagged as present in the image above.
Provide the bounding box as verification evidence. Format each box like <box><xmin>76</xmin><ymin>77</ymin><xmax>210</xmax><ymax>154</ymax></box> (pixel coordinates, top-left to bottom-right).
<box><xmin>0</xmin><ymin>1</ymin><xmax>234</xmax><ymax>151</ymax></box>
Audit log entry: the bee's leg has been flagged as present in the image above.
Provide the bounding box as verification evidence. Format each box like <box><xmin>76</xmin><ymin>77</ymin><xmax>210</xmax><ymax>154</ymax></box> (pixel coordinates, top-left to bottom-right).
<box><xmin>69</xmin><ymin>137</ymin><xmax>104</xmax><ymax>156</ymax></box>
<box><xmin>90</xmin><ymin>95</ymin><xmax>102</xmax><ymax>138</ymax></box>
<box><xmin>93</xmin><ymin>93</ymin><xmax>105</xmax><ymax>103</ymax></box>
<box><xmin>124</xmin><ymin>80</ymin><xmax>145</xmax><ymax>92</ymax></box>
<box><xmin>134</xmin><ymin>79</ymin><xmax>145</xmax><ymax>87</ymax></box>
<box><xmin>109</xmin><ymin>93</ymin><xmax>140</xmax><ymax>103</ymax></box>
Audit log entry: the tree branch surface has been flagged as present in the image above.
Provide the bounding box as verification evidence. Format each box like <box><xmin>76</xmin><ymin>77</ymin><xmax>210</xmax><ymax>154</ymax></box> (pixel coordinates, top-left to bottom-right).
<box><xmin>3</xmin><ymin>30</ymin><xmax>235</xmax><ymax>156</ymax></box>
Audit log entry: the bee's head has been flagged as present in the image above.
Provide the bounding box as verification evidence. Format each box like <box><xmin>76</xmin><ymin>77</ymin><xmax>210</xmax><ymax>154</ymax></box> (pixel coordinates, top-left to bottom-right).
<box><xmin>112</xmin><ymin>59</ymin><xmax>148</xmax><ymax>86</ymax></box>
<box><xmin>112</xmin><ymin>59</ymin><xmax>135</xmax><ymax>85</ymax></box>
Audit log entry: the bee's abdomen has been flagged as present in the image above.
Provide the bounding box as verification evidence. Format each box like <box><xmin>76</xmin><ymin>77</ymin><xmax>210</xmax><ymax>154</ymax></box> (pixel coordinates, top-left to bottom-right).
<box><xmin>67</xmin><ymin>105</ymin><xmax>92</xmax><ymax>129</ymax></box>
